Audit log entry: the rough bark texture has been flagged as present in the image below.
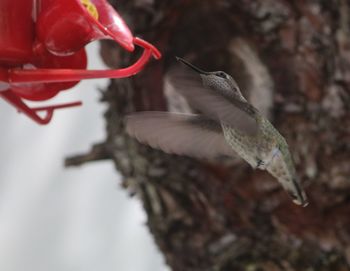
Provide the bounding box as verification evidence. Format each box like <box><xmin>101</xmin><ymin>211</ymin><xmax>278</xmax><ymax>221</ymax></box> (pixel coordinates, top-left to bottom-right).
<box><xmin>67</xmin><ymin>1</ymin><xmax>350</xmax><ymax>270</ymax></box>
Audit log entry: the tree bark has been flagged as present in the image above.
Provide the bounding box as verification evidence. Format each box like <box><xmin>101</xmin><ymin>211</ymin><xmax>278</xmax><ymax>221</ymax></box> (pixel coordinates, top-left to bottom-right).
<box><xmin>67</xmin><ymin>0</ymin><xmax>350</xmax><ymax>270</ymax></box>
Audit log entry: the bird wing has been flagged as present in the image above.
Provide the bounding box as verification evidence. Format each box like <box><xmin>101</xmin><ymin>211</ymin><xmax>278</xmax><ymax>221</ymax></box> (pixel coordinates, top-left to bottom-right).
<box><xmin>168</xmin><ymin>69</ymin><xmax>259</xmax><ymax>136</ymax></box>
<box><xmin>125</xmin><ymin>112</ymin><xmax>236</xmax><ymax>159</ymax></box>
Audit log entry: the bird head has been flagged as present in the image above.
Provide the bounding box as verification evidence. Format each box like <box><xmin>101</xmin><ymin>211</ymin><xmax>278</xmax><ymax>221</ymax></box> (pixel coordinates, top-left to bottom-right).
<box><xmin>176</xmin><ymin>57</ymin><xmax>244</xmax><ymax>99</ymax></box>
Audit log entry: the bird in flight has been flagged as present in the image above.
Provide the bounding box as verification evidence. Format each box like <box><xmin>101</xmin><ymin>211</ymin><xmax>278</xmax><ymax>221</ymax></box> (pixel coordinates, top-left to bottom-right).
<box><xmin>125</xmin><ymin>57</ymin><xmax>308</xmax><ymax>207</ymax></box>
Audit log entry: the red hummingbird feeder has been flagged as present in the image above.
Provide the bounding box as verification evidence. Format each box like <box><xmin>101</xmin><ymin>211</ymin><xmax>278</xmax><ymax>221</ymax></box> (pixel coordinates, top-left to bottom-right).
<box><xmin>0</xmin><ymin>0</ymin><xmax>161</xmax><ymax>124</ymax></box>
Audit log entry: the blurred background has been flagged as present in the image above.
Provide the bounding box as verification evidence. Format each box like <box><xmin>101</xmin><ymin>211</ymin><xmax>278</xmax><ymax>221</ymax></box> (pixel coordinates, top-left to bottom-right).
<box><xmin>0</xmin><ymin>43</ymin><xmax>168</xmax><ymax>271</ymax></box>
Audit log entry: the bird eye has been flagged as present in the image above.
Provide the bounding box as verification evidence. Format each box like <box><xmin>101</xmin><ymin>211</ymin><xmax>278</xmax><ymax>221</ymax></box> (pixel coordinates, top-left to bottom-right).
<box><xmin>217</xmin><ymin>72</ymin><xmax>227</xmax><ymax>78</ymax></box>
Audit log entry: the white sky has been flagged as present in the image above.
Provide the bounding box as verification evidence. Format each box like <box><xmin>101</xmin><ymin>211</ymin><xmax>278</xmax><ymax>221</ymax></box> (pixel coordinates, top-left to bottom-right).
<box><xmin>0</xmin><ymin>43</ymin><xmax>169</xmax><ymax>271</ymax></box>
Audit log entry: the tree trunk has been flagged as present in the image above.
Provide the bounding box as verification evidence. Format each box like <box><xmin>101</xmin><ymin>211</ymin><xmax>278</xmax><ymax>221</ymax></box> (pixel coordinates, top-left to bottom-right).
<box><xmin>66</xmin><ymin>0</ymin><xmax>350</xmax><ymax>270</ymax></box>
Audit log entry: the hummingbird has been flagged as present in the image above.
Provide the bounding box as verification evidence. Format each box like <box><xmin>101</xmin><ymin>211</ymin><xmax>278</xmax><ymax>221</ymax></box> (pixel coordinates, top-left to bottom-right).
<box><xmin>125</xmin><ymin>57</ymin><xmax>308</xmax><ymax>207</ymax></box>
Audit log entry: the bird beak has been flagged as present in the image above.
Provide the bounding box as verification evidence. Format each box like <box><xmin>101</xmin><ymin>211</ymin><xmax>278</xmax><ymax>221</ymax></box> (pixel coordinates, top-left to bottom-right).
<box><xmin>176</xmin><ymin>57</ymin><xmax>210</xmax><ymax>75</ymax></box>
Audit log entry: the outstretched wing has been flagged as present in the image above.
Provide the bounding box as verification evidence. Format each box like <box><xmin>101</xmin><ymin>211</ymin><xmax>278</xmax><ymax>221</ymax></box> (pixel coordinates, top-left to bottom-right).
<box><xmin>168</xmin><ymin>68</ymin><xmax>259</xmax><ymax>136</ymax></box>
<box><xmin>125</xmin><ymin>112</ymin><xmax>236</xmax><ymax>159</ymax></box>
